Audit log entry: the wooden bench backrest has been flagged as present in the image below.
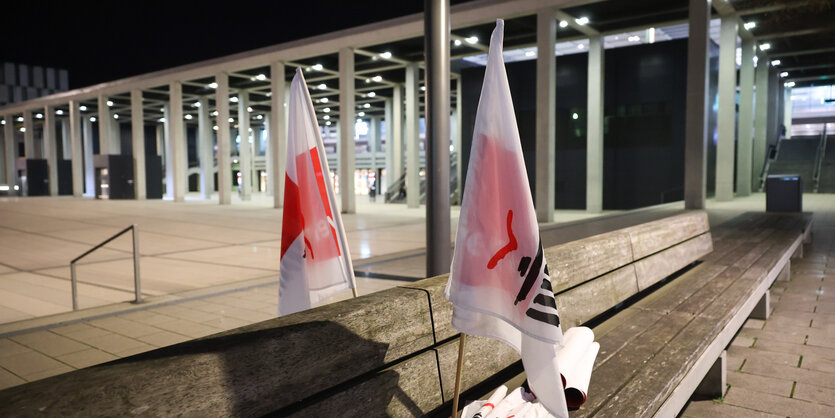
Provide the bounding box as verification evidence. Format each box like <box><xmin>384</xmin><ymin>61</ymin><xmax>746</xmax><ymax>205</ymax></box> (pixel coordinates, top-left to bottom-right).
<box><xmin>0</xmin><ymin>211</ymin><xmax>712</xmax><ymax>417</ymax></box>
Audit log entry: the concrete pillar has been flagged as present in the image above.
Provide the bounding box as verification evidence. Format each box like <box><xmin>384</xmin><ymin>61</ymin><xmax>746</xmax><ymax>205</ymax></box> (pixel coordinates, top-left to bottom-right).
<box><xmin>237</xmin><ymin>91</ymin><xmax>252</xmax><ymax>200</ymax></box>
<box><xmin>44</xmin><ymin>106</ymin><xmax>58</xmax><ymax>195</ymax></box>
<box><xmin>169</xmin><ymin>81</ymin><xmax>186</xmax><ymax>202</ymax></box>
<box><xmin>339</xmin><ymin>47</ymin><xmax>356</xmax><ymax>213</ymax></box>
<box><xmin>766</xmin><ymin>69</ymin><xmax>780</xmax><ymax>146</ymax></box>
<box><xmin>392</xmin><ymin>85</ymin><xmax>404</xmax><ymax>188</ymax></box>
<box><xmin>683</xmin><ymin>0</ymin><xmax>711</xmax><ymax>209</ymax></box>
<box><xmin>69</xmin><ymin>101</ymin><xmax>83</xmax><ymax>197</ymax></box>
<box><xmin>130</xmin><ymin>89</ymin><xmax>146</xmax><ymax>200</ymax></box>
<box><xmin>111</xmin><ymin>119</ymin><xmax>121</xmax><ymax>155</ymax></box>
<box><xmin>586</xmin><ymin>34</ymin><xmax>604</xmax><ymax>213</ymax></box>
<box><xmin>535</xmin><ymin>8</ymin><xmax>557</xmax><ymax>222</ymax></box>
<box><xmin>455</xmin><ymin>77</ymin><xmax>463</xmax><ymax>204</ymax></box>
<box><xmin>216</xmin><ymin>72</ymin><xmax>232</xmax><ymax>205</ymax></box>
<box><xmin>268</xmin><ymin>72</ymin><xmax>290</xmax><ymax>205</ymax></box>
<box><xmin>715</xmin><ymin>17</ymin><xmax>738</xmax><ymax>202</ymax></box>
<box><xmin>23</xmin><ymin>110</ymin><xmax>34</xmax><ymax>158</ymax></box>
<box><xmin>198</xmin><ymin>96</ymin><xmax>213</xmax><ymax>199</ymax></box>
<box><xmin>4</xmin><ymin>115</ymin><xmax>15</xmax><ymax>187</ymax></box>
<box><xmin>264</xmin><ymin>111</ymin><xmax>273</xmax><ymax>197</ymax></box>
<box><xmin>162</xmin><ymin>104</ymin><xmax>173</xmax><ymax>198</ymax></box>
<box><xmin>384</xmin><ymin>98</ymin><xmax>394</xmax><ymax>192</ymax></box>
<box><xmin>736</xmin><ymin>38</ymin><xmax>756</xmax><ymax>196</ymax></box>
<box><xmin>369</xmin><ymin>116</ymin><xmax>379</xmax><ymax>190</ymax></box>
<box><xmin>753</xmin><ymin>54</ymin><xmax>769</xmax><ymax>189</ymax></box>
<box><xmin>405</xmin><ymin>63</ymin><xmax>420</xmax><ymax>208</ymax></box>
<box><xmin>97</xmin><ymin>95</ymin><xmax>111</xmax><ymax>155</ymax></box>
<box><xmin>83</xmin><ymin>117</ymin><xmax>95</xmax><ymax>196</ymax></box>
<box><xmin>784</xmin><ymin>86</ymin><xmax>792</xmax><ymax>138</ymax></box>
<box><xmin>61</xmin><ymin>119</ymin><xmax>71</xmax><ymax>160</ymax></box>
<box><xmin>155</xmin><ymin>124</ymin><xmax>163</xmax><ymax>156</ymax></box>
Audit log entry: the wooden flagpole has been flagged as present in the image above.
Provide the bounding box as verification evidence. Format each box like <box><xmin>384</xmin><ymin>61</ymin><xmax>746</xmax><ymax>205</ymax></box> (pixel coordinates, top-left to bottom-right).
<box><xmin>451</xmin><ymin>333</ymin><xmax>467</xmax><ymax>417</ymax></box>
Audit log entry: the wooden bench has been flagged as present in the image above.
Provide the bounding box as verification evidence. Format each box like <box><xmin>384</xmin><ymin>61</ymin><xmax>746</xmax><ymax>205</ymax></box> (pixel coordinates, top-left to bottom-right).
<box><xmin>0</xmin><ymin>210</ymin><xmax>812</xmax><ymax>417</ymax></box>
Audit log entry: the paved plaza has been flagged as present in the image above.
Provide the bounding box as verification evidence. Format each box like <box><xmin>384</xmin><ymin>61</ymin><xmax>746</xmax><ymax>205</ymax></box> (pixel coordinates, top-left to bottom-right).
<box><xmin>0</xmin><ymin>193</ymin><xmax>834</xmax><ymax>417</ymax></box>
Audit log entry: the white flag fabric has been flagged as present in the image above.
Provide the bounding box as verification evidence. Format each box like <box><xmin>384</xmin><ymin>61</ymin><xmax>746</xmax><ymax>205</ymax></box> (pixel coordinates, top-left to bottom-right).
<box><xmin>279</xmin><ymin>68</ymin><xmax>356</xmax><ymax>316</ymax></box>
<box><xmin>445</xmin><ymin>20</ymin><xmax>568</xmax><ymax>418</ymax></box>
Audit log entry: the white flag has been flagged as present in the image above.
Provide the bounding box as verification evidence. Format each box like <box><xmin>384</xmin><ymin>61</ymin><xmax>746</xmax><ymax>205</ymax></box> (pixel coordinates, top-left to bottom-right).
<box><xmin>279</xmin><ymin>68</ymin><xmax>356</xmax><ymax>316</ymax></box>
<box><xmin>445</xmin><ymin>20</ymin><xmax>568</xmax><ymax>418</ymax></box>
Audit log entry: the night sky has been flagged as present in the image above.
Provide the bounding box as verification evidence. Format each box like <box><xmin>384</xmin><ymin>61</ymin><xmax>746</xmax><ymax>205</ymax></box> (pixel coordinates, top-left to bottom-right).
<box><xmin>1</xmin><ymin>0</ymin><xmax>474</xmax><ymax>89</ymax></box>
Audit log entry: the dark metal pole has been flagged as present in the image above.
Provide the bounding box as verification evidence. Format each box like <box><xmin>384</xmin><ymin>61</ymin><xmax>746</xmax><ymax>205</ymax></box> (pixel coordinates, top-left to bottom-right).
<box><xmin>425</xmin><ymin>0</ymin><xmax>451</xmax><ymax>277</ymax></box>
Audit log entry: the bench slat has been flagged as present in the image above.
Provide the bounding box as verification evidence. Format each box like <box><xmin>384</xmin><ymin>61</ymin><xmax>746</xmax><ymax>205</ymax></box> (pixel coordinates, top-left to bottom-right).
<box><xmin>555</xmin><ymin>265</ymin><xmax>638</xmax><ymax>328</ymax></box>
<box><xmin>626</xmin><ymin>211</ymin><xmax>709</xmax><ymax>259</ymax></box>
<box><xmin>633</xmin><ymin>233</ymin><xmax>713</xmax><ymax>290</ymax></box>
<box><xmin>546</xmin><ymin>231</ymin><xmax>633</xmax><ymax>294</ymax></box>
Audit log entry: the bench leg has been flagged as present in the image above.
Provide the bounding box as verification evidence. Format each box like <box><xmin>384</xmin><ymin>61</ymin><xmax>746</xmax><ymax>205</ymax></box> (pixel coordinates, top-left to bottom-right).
<box><xmin>792</xmin><ymin>243</ymin><xmax>804</xmax><ymax>259</ymax></box>
<box><xmin>695</xmin><ymin>350</ymin><xmax>727</xmax><ymax>398</ymax></box>
<box><xmin>776</xmin><ymin>261</ymin><xmax>791</xmax><ymax>282</ymax></box>
<box><xmin>750</xmin><ymin>291</ymin><xmax>770</xmax><ymax>320</ymax></box>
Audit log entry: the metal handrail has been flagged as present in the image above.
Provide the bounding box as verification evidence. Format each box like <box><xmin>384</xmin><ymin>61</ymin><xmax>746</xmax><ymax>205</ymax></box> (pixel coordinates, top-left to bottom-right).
<box><xmin>70</xmin><ymin>224</ymin><xmax>142</xmax><ymax>310</ymax></box>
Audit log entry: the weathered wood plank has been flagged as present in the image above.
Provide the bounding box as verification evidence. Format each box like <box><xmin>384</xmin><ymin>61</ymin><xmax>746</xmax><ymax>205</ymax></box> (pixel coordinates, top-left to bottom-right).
<box><xmin>574</xmin><ymin>310</ymin><xmax>694</xmax><ymax>417</ymax></box>
<box><xmin>598</xmin><ymin>317</ymin><xmax>719</xmax><ymax>417</ymax></box>
<box><xmin>633</xmin><ymin>233</ymin><xmax>713</xmax><ymax>290</ymax></box>
<box><xmin>555</xmin><ymin>265</ymin><xmax>639</xmax><ymax>328</ymax></box>
<box><xmin>436</xmin><ymin>335</ymin><xmax>520</xmax><ymax>402</ymax></box>
<box><xmin>546</xmin><ymin>231</ymin><xmax>633</xmax><ymax>293</ymax></box>
<box><xmin>626</xmin><ymin>211</ymin><xmax>709</xmax><ymax>259</ymax></box>
<box><xmin>0</xmin><ymin>286</ymin><xmax>435</xmax><ymax>417</ymax></box>
<box><xmin>632</xmin><ymin>263</ymin><xmax>727</xmax><ymax>314</ymax></box>
<box><xmin>287</xmin><ymin>350</ymin><xmax>444</xmax><ymax>417</ymax></box>
<box><xmin>400</xmin><ymin>275</ymin><xmax>457</xmax><ymax>342</ymax></box>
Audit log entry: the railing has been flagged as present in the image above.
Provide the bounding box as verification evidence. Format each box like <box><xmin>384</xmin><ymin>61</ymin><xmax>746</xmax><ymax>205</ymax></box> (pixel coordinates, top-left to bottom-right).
<box><xmin>812</xmin><ymin>125</ymin><xmax>829</xmax><ymax>193</ymax></box>
<box><xmin>70</xmin><ymin>224</ymin><xmax>142</xmax><ymax>310</ymax></box>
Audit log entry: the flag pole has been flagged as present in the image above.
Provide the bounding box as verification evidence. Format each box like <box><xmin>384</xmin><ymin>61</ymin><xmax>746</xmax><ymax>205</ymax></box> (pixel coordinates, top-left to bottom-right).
<box><xmin>451</xmin><ymin>333</ymin><xmax>467</xmax><ymax>417</ymax></box>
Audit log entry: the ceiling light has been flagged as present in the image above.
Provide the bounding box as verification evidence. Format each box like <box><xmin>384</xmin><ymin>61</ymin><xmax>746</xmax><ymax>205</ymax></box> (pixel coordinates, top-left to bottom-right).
<box><xmin>19</xmin><ymin>127</ymin><xmax>25</xmax><ymax>132</ymax></box>
<box><xmin>324</xmin><ymin>115</ymin><xmax>330</xmax><ymax>120</ymax></box>
<box><xmin>311</xmin><ymin>64</ymin><xmax>323</xmax><ymax>71</ymax></box>
<box><xmin>158</xmin><ymin>117</ymin><xmax>165</xmax><ymax>122</ymax></box>
<box><xmin>358</xmin><ymin>111</ymin><xmax>365</xmax><ymax>116</ymax></box>
<box><xmin>363</xmin><ymin>103</ymin><xmax>371</xmax><ymax>108</ymax></box>
<box><xmin>192</xmin><ymin>102</ymin><xmax>200</xmax><ymax>107</ymax></box>
<box><xmin>318</xmin><ymin>83</ymin><xmax>327</xmax><ymax>90</ymax></box>
<box><xmin>743</xmin><ymin>22</ymin><xmax>756</xmax><ymax>30</ymax></box>
<box><xmin>35</xmin><ymin>113</ymin><xmax>43</xmax><ymax>119</ymax></box>
<box><xmin>266</xmin><ymin>92</ymin><xmax>272</xmax><ymax>97</ymax></box>
<box><xmin>525</xmin><ymin>50</ymin><xmax>536</xmax><ymax>57</ymax></box>
<box><xmin>106</xmin><ymin>100</ymin><xmax>114</xmax><ymax>107</ymax></box>
<box><xmin>80</xmin><ymin>105</ymin><xmax>88</xmax><ymax>111</ymax></box>
<box><xmin>559</xmin><ymin>20</ymin><xmax>568</xmax><ymax>28</ymax></box>
<box><xmin>90</xmin><ymin>117</ymin><xmax>97</xmax><ymax>122</ymax></box>
<box><xmin>229</xmin><ymin>117</ymin><xmax>234</xmax><ymax>123</ymax></box>
<box><xmin>16</xmin><ymin>116</ymin><xmax>23</xmax><ymax>122</ymax></box>
<box><xmin>380</xmin><ymin>51</ymin><xmax>392</xmax><ymax>59</ymax></box>
<box><xmin>0</xmin><ymin>120</ymin><xmax>4</xmax><ymax>125</ymax></box>
<box><xmin>323</xmin><ymin>107</ymin><xmax>331</xmax><ymax>113</ymax></box>
<box><xmin>454</xmin><ymin>39</ymin><xmax>462</xmax><ymax>46</ymax></box>
<box><xmin>759</xmin><ymin>43</ymin><xmax>771</xmax><ymax>51</ymax></box>
<box><xmin>572</xmin><ymin>113</ymin><xmax>579</xmax><ymax>120</ymax></box>
<box><xmin>255</xmin><ymin>74</ymin><xmax>267</xmax><ymax>81</ymax></box>
<box><xmin>321</xmin><ymin>97</ymin><xmax>329</xmax><ymax>103</ymax></box>
<box><xmin>367</xmin><ymin>91</ymin><xmax>376</xmax><ymax>98</ymax></box>
<box><xmin>213</xmin><ymin>125</ymin><xmax>219</xmax><ymax>131</ymax></box>
<box><xmin>211</xmin><ymin>111</ymin><xmax>218</xmax><ymax>116</ymax></box>
<box><xmin>326</xmin><ymin>121</ymin><xmax>332</xmax><ymax>126</ymax></box>
<box><xmin>575</xmin><ymin>17</ymin><xmax>589</xmax><ymax>26</ymax></box>
<box><xmin>372</xmin><ymin>75</ymin><xmax>382</xmax><ymax>82</ymax></box>
<box><xmin>628</xmin><ymin>35</ymin><xmax>641</xmax><ymax>42</ymax></box>
<box><xmin>577</xmin><ymin>44</ymin><xmax>585</xmax><ymax>49</ymax></box>
<box><xmin>256</xmin><ymin>114</ymin><xmax>263</xmax><ymax>120</ymax></box>
<box><xmin>247</xmin><ymin>106</ymin><xmax>253</xmax><ymax>112</ymax></box>
<box><xmin>785</xmin><ymin>81</ymin><xmax>795</xmax><ymax>87</ymax></box>
<box><xmin>420</xmin><ymin>86</ymin><xmax>426</xmax><ymax>91</ymax></box>
<box><xmin>113</xmin><ymin>114</ymin><xmax>119</xmax><ymax>119</ymax></box>
<box><xmin>230</xmin><ymin>97</ymin><xmax>239</xmax><ymax>103</ymax></box>
<box><xmin>780</xmin><ymin>72</ymin><xmax>789</xmax><ymax>78</ymax></box>
<box><xmin>56</xmin><ymin>109</ymin><xmax>64</xmax><ymax>115</ymax></box>
<box><xmin>208</xmin><ymin>82</ymin><xmax>218</xmax><ymax>89</ymax></box>
<box><xmin>465</xmin><ymin>36</ymin><xmax>478</xmax><ymax>44</ymax></box>
<box><xmin>185</xmin><ymin>114</ymin><xmax>193</xmax><ymax>120</ymax></box>
<box><xmin>771</xmin><ymin>60</ymin><xmax>781</xmax><ymax>66</ymax></box>
<box><xmin>160</xmin><ymin>107</ymin><xmax>165</xmax><ymax>112</ymax></box>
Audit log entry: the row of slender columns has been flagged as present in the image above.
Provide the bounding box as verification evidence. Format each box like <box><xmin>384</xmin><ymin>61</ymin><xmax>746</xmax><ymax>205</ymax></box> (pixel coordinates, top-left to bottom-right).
<box><xmin>736</xmin><ymin>38</ymin><xmax>756</xmax><ymax>197</ymax></box>
<box><xmin>216</xmin><ymin>72</ymin><xmax>232</xmax><ymax>205</ymax></box>
<box><xmin>131</xmin><ymin>89</ymin><xmax>146</xmax><ymax>200</ymax></box>
<box><xmin>43</xmin><ymin>105</ymin><xmax>58</xmax><ymax>195</ymax></box>
<box><xmin>339</xmin><ymin>48</ymin><xmax>356</xmax><ymax>213</ymax></box>
<box><xmin>715</xmin><ymin>17</ymin><xmax>738</xmax><ymax>201</ymax></box>
<box><xmin>405</xmin><ymin>63</ymin><xmax>420</xmax><ymax>209</ymax></box>
<box><xmin>270</xmin><ymin>61</ymin><xmax>287</xmax><ymax>208</ymax></box>
<box><xmin>238</xmin><ymin>90</ymin><xmax>252</xmax><ymax>201</ymax></box>
<box><xmin>586</xmin><ymin>35</ymin><xmax>605</xmax><ymax>213</ymax></box>
<box><xmin>3</xmin><ymin>116</ymin><xmax>14</xmax><ymax>186</ymax></box>
<box><xmin>535</xmin><ymin>8</ymin><xmax>557</xmax><ymax>222</ymax></box>
<box><xmin>683</xmin><ymin>0</ymin><xmax>710</xmax><ymax>209</ymax></box>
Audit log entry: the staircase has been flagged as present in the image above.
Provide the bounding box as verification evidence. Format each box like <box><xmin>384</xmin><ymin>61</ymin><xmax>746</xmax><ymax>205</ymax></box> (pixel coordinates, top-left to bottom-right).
<box><xmin>765</xmin><ymin>137</ymin><xmax>820</xmax><ymax>192</ymax></box>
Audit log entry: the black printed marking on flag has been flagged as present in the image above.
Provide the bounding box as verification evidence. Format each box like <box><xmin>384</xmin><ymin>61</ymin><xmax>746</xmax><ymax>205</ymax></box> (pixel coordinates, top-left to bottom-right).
<box><xmin>533</xmin><ymin>294</ymin><xmax>557</xmax><ymax>309</ymax></box>
<box><xmin>518</xmin><ymin>256</ymin><xmax>531</xmax><ymax>275</ymax></box>
<box><xmin>526</xmin><ymin>308</ymin><xmax>560</xmax><ymax>327</ymax></box>
<box><xmin>514</xmin><ymin>240</ymin><xmax>543</xmax><ymax>305</ymax></box>
<box><xmin>541</xmin><ymin>278</ymin><xmax>552</xmax><ymax>292</ymax></box>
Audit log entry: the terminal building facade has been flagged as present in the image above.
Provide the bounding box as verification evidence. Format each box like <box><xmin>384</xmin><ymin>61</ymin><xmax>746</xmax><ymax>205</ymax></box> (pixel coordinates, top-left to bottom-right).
<box><xmin>0</xmin><ymin>0</ymin><xmax>833</xmax><ymax>217</ymax></box>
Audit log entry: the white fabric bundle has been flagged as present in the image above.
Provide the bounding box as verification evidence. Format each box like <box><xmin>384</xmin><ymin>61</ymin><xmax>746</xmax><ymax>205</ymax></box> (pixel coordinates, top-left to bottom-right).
<box><xmin>554</xmin><ymin>327</ymin><xmax>599</xmax><ymax>407</ymax></box>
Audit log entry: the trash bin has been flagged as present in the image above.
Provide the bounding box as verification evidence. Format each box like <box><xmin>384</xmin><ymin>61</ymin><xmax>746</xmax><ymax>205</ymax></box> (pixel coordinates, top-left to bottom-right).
<box><xmin>766</xmin><ymin>174</ymin><xmax>802</xmax><ymax>212</ymax></box>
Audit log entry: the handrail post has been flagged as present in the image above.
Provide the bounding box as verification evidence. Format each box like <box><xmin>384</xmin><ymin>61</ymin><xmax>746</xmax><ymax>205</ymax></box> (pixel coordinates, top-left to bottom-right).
<box><xmin>132</xmin><ymin>224</ymin><xmax>142</xmax><ymax>304</ymax></box>
<box><xmin>70</xmin><ymin>263</ymin><xmax>78</xmax><ymax>310</ymax></box>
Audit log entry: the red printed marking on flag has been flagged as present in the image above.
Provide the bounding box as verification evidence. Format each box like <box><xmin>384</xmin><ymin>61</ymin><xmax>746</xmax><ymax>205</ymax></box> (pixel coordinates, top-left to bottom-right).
<box><xmin>487</xmin><ymin>210</ymin><xmax>517</xmax><ymax>269</ymax></box>
<box><xmin>309</xmin><ymin>146</ymin><xmax>341</xmax><ymax>256</ymax></box>
<box><xmin>280</xmin><ymin>175</ymin><xmax>304</xmax><ymax>260</ymax></box>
